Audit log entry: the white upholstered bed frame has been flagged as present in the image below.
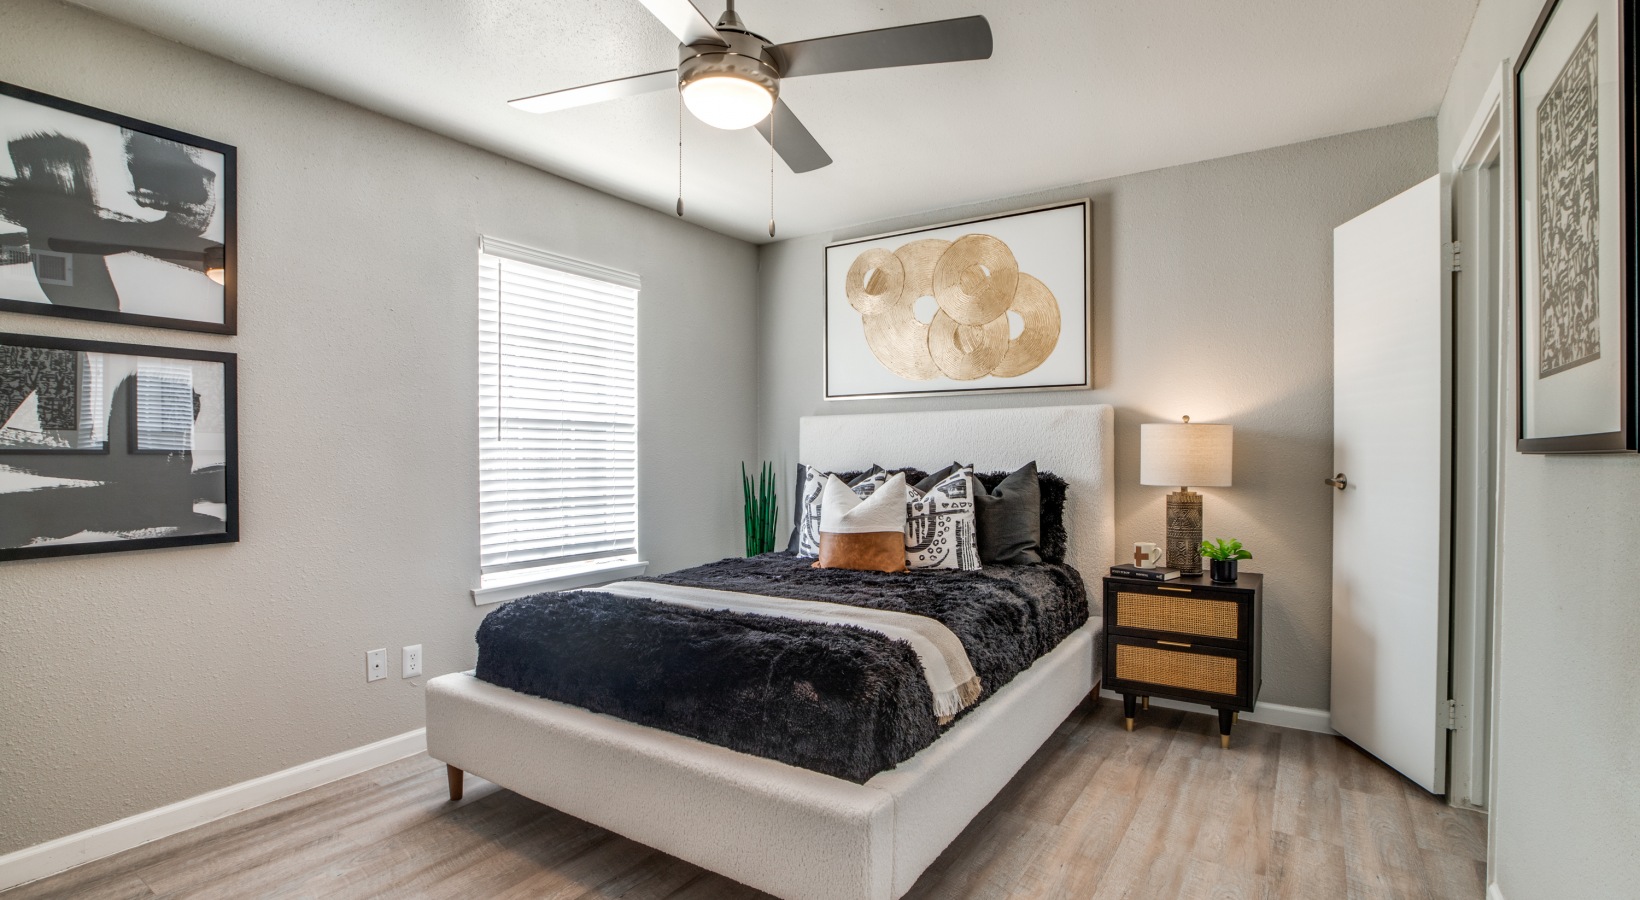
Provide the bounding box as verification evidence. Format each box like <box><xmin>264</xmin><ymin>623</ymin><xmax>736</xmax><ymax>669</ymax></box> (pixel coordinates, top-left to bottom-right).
<box><xmin>426</xmin><ymin>404</ymin><xmax>1115</xmax><ymax>900</ymax></box>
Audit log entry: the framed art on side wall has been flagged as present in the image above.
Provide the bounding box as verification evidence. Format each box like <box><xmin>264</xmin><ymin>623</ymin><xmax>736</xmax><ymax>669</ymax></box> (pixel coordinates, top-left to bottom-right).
<box><xmin>1513</xmin><ymin>0</ymin><xmax>1637</xmax><ymax>452</ymax></box>
<box><xmin>0</xmin><ymin>80</ymin><xmax>237</xmax><ymax>334</ymax></box>
<box><xmin>0</xmin><ymin>332</ymin><xmax>238</xmax><ymax>561</ymax></box>
<box><xmin>823</xmin><ymin>200</ymin><xmax>1090</xmax><ymax>400</ymax></box>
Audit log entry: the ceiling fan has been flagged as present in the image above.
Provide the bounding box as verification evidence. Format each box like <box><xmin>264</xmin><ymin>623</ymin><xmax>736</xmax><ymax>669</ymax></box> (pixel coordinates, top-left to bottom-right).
<box><xmin>508</xmin><ymin>0</ymin><xmax>993</xmax><ymax>175</ymax></box>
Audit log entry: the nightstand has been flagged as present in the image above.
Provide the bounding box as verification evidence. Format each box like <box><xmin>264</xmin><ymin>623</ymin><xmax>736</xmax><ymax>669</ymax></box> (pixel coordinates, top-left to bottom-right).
<box><xmin>1102</xmin><ymin>572</ymin><xmax>1262</xmax><ymax>747</ymax></box>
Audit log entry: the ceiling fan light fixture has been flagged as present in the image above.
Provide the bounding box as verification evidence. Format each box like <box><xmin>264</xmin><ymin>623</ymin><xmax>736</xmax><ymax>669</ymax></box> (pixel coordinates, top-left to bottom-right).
<box><xmin>681</xmin><ymin>74</ymin><xmax>774</xmax><ymax>130</ymax></box>
<box><xmin>676</xmin><ymin>30</ymin><xmax>781</xmax><ymax>131</ymax></box>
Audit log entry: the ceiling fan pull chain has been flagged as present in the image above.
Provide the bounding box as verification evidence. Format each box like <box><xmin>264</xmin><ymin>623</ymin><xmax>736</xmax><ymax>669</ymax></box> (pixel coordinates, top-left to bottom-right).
<box><xmin>768</xmin><ymin>106</ymin><xmax>776</xmax><ymax>238</ymax></box>
<box><xmin>676</xmin><ymin>87</ymin><xmax>685</xmax><ymax>217</ymax></box>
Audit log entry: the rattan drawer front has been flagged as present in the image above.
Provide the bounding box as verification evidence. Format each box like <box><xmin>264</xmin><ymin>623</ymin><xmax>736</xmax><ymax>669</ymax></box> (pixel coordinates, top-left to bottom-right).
<box><xmin>1114</xmin><ymin>591</ymin><xmax>1240</xmax><ymax>640</ymax></box>
<box><xmin>1115</xmin><ymin>643</ymin><xmax>1239</xmax><ymax>696</ymax></box>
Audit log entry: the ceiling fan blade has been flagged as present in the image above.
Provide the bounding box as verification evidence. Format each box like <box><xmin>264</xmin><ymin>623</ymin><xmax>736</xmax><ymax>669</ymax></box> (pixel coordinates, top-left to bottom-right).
<box><xmin>753</xmin><ymin>99</ymin><xmax>832</xmax><ymax>173</ymax></box>
<box><xmin>773</xmin><ymin>16</ymin><xmax>992</xmax><ymax>78</ymax></box>
<box><xmin>636</xmin><ymin>0</ymin><xmax>726</xmax><ymax>47</ymax></box>
<box><xmin>509</xmin><ymin>69</ymin><xmax>676</xmax><ymax>114</ymax></box>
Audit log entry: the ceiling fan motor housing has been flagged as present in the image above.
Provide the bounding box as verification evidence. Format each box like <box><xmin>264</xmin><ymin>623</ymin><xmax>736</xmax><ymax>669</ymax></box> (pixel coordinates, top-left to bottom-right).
<box><xmin>677</xmin><ymin>29</ymin><xmax>781</xmax><ymax>102</ymax></box>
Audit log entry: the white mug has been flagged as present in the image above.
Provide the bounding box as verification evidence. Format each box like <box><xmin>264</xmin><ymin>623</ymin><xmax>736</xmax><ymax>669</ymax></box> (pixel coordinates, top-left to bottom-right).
<box><xmin>1132</xmin><ymin>542</ymin><xmax>1164</xmax><ymax>569</ymax></box>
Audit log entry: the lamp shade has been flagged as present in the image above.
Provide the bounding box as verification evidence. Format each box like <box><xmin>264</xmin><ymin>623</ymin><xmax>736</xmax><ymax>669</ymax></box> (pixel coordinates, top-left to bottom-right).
<box><xmin>1140</xmin><ymin>422</ymin><xmax>1232</xmax><ymax>488</ymax></box>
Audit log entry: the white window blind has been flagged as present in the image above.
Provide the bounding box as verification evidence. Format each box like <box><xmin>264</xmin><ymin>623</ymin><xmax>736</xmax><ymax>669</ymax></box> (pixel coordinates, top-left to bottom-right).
<box><xmin>479</xmin><ymin>242</ymin><xmax>639</xmax><ymax>575</ymax></box>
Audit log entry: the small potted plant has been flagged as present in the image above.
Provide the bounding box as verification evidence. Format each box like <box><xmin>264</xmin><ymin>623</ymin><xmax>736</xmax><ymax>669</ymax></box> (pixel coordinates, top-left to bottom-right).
<box><xmin>1200</xmin><ymin>538</ymin><xmax>1252</xmax><ymax>583</ymax></box>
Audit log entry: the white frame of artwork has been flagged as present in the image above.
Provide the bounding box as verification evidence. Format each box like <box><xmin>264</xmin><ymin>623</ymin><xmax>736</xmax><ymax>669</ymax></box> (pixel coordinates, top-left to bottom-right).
<box><xmin>822</xmin><ymin>200</ymin><xmax>1091</xmax><ymax>401</ymax></box>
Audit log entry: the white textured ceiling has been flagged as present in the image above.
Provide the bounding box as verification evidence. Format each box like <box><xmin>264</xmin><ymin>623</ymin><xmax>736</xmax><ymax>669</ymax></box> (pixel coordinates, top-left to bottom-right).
<box><xmin>65</xmin><ymin>0</ymin><xmax>1478</xmax><ymax>243</ymax></box>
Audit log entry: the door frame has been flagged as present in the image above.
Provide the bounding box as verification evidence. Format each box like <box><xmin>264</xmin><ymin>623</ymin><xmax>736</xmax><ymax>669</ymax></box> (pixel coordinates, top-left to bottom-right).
<box><xmin>1447</xmin><ymin>61</ymin><xmax>1510</xmax><ymax>814</ymax></box>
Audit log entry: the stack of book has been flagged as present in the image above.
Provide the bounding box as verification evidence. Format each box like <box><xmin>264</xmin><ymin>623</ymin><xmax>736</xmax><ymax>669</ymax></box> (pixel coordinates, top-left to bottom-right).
<box><xmin>1109</xmin><ymin>563</ymin><xmax>1181</xmax><ymax>581</ymax></box>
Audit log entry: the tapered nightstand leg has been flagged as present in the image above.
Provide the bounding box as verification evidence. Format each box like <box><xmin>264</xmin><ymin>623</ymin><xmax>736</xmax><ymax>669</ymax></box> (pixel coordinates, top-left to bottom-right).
<box><xmin>1217</xmin><ymin>708</ymin><xmax>1235</xmax><ymax>749</ymax></box>
<box><xmin>1122</xmin><ymin>693</ymin><xmax>1137</xmax><ymax>731</ymax></box>
<box><xmin>1233</xmin><ymin>711</ymin><xmax>1239</xmax><ymax>724</ymax></box>
<box><xmin>1142</xmin><ymin>696</ymin><xmax>1150</xmax><ymax>711</ymax></box>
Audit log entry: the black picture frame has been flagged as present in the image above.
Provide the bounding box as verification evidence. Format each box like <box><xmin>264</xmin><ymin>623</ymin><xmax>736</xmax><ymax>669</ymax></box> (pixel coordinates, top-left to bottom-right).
<box><xmin>0</xmin><ymin>332</ymin><xmax>238</xmax><ymax>562</ymax></box>
<box><xmin>1513</xmin><ymin>0</ymin><xmax>1638</xmax><ymax>453</ymax></box>
<box><xmin>0</xmin><ymin>80</ymin><xmax>237</xmax><ymax>334</ymax></box>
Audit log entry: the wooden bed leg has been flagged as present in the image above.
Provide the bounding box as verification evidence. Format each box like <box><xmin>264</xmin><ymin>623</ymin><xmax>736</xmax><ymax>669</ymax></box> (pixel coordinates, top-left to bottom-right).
<box><xmin>447</xmin><ymin>764</ymin><xmax>464</xmax><ymax>802</ymax></box>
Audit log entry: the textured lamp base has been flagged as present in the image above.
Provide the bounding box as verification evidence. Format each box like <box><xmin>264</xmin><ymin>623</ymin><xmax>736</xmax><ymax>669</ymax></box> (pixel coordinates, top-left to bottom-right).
<box><xmin>1165</xmin><ymin>489</ymin><xmax>1203</xmax><ymax>576</ymax></box>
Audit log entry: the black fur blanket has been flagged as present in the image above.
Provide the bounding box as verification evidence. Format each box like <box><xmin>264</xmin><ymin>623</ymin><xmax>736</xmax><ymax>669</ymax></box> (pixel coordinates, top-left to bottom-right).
<box><xmin>474</xmin><ymin>554</ymin><xmax>1088</xmax><ymax>782</ymax></box>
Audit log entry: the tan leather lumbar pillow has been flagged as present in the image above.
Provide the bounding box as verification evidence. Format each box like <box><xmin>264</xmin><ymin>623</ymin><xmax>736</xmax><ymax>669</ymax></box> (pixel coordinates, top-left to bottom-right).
<box><xmin>813</xmin><ymin>472</ymin><xmax>909</xmax><ymax>573</ymax></box>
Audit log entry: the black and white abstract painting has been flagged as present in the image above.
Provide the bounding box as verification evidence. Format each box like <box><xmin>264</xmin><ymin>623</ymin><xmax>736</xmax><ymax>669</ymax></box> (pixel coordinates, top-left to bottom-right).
<box><xmin>1514</xmin><ymin>0</ymin><xmax>1637</xmax><ymax>453</ymax></box>
<box><xmin>1535</xmin><ymin>20</ymin><xmax>1602</xmax><ymax>378</ymax></box>
<box><xmin>0</xmin><ymin>81</ymin><xmax>236</xmax><ymax>334</ymax></box>
<box><xmin>0</xmin><ymin>333</ymin><xmax>237</xmax><ymax>561</ymax></box>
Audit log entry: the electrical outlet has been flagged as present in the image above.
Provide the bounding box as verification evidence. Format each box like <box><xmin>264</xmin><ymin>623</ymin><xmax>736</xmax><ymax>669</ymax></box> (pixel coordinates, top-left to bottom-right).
<box><xmin>366</xmin><ymin>648</ymin><xmax>387</xmax><ymax>682</ymax></box>
<box><xmin>402</xmin><ymin>644</ymin><xmax>422</xmax><ymax>678</ymax></box>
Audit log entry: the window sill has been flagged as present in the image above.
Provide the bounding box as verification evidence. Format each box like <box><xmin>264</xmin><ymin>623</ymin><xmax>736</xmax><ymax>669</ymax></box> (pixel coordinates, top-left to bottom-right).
<box><xmin>471</xmin><ymin>557</ymin><xmax>648</xmax><ymax>606</ymax></box>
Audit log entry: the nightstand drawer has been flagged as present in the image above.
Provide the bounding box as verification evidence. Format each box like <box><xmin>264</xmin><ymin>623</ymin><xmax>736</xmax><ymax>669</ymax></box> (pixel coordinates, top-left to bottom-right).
<box><xmin>1107</xmin><ymin>635</ymin><xmax>1249</xmax><ymax>702</ymax></box>
<box><xmin>1111</xmin><ymin>587</ymin><xmax>1243</xmax><ymax>642</ymax></box>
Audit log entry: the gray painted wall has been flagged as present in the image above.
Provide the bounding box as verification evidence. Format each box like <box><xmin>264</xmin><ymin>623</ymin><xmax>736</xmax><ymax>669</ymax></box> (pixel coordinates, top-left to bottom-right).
<box><xmin>756</xmin><ymin>121</ymin><xmax>1436</xmax><ymax>712</ymax></box>
<box><xmin>0</xmin><ymin>0</ymin><xmax>758</xmax><ymax>855</ymax></box>
<box><xmin>1439</xmin><ymin>2</ymin><xmax>1640</xmax><ymax>896</ymax></box>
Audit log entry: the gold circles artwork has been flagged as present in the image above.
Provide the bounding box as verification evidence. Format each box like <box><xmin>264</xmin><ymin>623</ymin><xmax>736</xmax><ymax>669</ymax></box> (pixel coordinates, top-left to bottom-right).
<box><xmin>843</xmin><ymin>234</ymin><xmax>1062</xmax><ymax>381</ymax></box>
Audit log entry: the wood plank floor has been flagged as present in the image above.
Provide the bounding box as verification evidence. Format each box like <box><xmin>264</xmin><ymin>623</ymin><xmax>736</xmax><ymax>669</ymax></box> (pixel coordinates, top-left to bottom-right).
<box><xmin>3</xmin><ymin>699</ymin><xmax>1487</xmax><ymax>899</ymax></box>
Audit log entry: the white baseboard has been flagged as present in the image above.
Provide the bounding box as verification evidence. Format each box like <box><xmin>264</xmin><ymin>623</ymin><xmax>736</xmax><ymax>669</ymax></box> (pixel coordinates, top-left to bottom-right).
<box><xmin>1098</xmin><ymin>689</ymin><xmax>1333</xmax><ymax>735</ymax></box>
<box><xmin>1487</xmin><ymin>883</ymin><xmax>1506</xmax><ymax>900</ymax></box>
<box><xmin>0</xmin><ymin>728</ymin><xmax>427</xmax><ymax>892</ymax></box>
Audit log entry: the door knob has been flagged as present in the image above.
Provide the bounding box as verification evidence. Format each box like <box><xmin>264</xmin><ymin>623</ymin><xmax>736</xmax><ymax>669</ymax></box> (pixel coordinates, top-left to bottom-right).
<box><xmin>1325</xmin><ymin>473</ymin><xmax>1348</xmax><ymax>491</ymax></box>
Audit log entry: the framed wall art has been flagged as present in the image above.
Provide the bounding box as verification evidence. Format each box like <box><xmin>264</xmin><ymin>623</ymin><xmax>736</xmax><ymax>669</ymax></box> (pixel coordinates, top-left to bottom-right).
<box><xmin>0</xmin><ymin>80</ymin><xmax>236</xmax><ymax>334</ymax></box>
<box><xmin>1513</xmin><ymin>0</ymin><xmax>1637</xmax><ymax>452</ymax></box>
<box><xmin>824</xmin><ymin>200</ymin><xmax>1090</xmax><ymax>400</ymax></box>
<box><xmin>0</xmin><ymin>332</ymin><xmax>238</xmax><ymax>561</ymax></box>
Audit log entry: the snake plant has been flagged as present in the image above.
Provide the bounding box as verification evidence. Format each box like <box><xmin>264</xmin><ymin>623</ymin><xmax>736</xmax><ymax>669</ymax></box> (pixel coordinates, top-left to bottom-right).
<box><xmin>742</xmin><ymin>461</ymin><xmax>779</xmax><ymax>556</ymax></box>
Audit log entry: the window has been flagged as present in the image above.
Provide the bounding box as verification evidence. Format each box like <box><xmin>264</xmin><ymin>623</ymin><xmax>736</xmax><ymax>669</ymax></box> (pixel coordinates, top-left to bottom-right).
<box><xmin>478</xmin><ymin>238</ymin><xmax>639</xmax><ymax>588</ymax></box>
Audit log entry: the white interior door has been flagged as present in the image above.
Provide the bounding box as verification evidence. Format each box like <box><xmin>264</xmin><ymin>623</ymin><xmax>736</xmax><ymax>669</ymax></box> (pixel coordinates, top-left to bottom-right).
<box><xmin>1330</xmin><ymin>175</ymin><xmax>1451</xmax><ymax>794</ymax></box>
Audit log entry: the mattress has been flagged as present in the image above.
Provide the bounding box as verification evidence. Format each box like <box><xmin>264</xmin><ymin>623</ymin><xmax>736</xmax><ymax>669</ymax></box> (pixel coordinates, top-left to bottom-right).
<box><xmin>473</xmin><ymin>553</ymin><xmax>1090</xmax><ymax>782</ymax></box>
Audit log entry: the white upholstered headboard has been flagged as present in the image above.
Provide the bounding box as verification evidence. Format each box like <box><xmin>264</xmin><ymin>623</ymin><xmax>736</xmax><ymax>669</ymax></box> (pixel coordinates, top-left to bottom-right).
<box><xmin>798</xmin><ymin>405</ymin><xmax>1115</xmax><ymax>579</ymax></box>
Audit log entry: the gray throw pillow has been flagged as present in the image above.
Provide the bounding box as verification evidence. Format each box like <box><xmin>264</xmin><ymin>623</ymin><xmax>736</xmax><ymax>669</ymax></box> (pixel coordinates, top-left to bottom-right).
<box><xmin>973</xmin><ymin>461</ymin><xmax>1042</xmax><ymax>565</ymax></box>
<box><xmin>913</xmin><ymin>461</ymin><xmax>968</xmax><ymax>494</ymax></box>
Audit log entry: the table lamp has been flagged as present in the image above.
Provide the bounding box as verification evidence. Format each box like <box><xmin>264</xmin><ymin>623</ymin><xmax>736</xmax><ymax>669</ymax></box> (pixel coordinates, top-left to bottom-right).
<box><xmin>1140</xmin><ymin>416</ymin><xmax>1232</xmax><ymax>576</ymax></box>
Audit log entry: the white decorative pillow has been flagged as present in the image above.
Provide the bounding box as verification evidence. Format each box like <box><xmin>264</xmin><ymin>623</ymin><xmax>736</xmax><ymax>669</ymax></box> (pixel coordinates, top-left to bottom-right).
<box><xmin>814</xmin><ymin>473</ymin><xmax>911</xmax><ymax>573</ymax></box>
<box><xmin>820</xmin><ymin>472</ymin><xmax>908</xmax><ymax>533</ymax></box>
<box><xmin>795</xmin><ymin>465</ymin><xmax>887</xmax><ymax>558</ymax></box>
<box><xmin>905</xmin><ymin>467</ymin><xmax>981</xmax><ymax>570</ymax></box>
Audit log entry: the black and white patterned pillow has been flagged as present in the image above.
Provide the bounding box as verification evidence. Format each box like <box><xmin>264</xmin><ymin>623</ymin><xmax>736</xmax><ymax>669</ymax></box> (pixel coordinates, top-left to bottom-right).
<box><xmin>795</xmin><ymin>465</ymin><xmax>888</xmax><ymax>557</ymax></box>
<box><xmin>905</xmin><ymin>467</ymin><xmax>980</xmax><ymax>570</ymax></box>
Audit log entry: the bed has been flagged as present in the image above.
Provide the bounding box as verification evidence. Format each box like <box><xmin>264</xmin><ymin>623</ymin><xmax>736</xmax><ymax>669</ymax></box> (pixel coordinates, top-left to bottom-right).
<box><xmin>425</xmin><ymin>404</ymin><xmax>1115</xmax><ymax>900</ymax></box>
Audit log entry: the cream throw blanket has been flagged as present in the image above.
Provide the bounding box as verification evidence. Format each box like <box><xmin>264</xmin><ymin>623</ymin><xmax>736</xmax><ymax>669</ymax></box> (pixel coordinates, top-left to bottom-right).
<box><xmin>594</xmin><ymin>581</ymin><xmax>983</xmax><ymax>721</ymax></box>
